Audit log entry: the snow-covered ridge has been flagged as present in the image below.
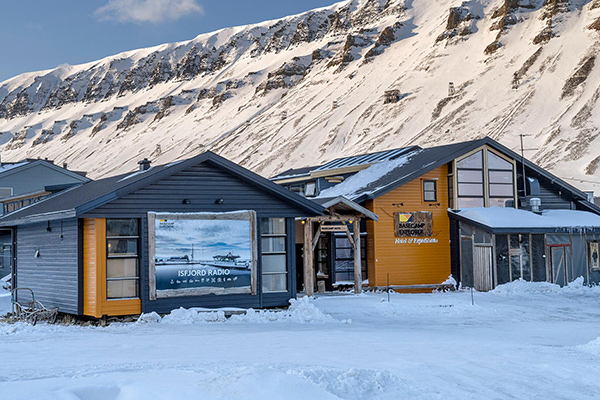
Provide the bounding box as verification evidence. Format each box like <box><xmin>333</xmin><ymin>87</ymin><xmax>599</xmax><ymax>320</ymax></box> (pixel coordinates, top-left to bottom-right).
<box><xmin>0</xmin><ymin>0</ymin><xmax>599</xmax><ymax>194</ymax></box>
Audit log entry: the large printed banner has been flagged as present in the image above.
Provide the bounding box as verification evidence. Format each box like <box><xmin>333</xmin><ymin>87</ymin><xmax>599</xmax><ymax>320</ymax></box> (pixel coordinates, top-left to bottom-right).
<box><xmin>148</xmin><ymin>211</ymin><xmax>257</xmax><ymax>299</ymax></box>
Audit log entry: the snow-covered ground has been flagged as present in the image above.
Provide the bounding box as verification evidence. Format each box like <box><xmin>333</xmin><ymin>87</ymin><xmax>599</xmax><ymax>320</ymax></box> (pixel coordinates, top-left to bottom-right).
<box><xmin>1</xmin><ymin>280</ymin><xmax>600</xmax><ymax>399</ymax></box>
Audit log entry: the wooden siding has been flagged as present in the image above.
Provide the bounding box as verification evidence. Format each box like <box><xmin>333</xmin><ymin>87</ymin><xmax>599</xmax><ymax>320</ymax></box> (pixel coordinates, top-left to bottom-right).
<box><xmin>82</xmin><ymin>218</ymin><xmax>141</xmax><ymax>317</ymax></box>
<box><xmin>15</xmin><ymin>219</ymin><xmax>79</xmax><ymax>314</ymax></box>
<box><xmin>367</xmin><ymin>165</ymin><xmax>451</xmax><ymax>287</ymax></box>
<box><xmin>83</xmin><ymin>162</ymin><xmax>299</xmax><ymax>312</ymax></box>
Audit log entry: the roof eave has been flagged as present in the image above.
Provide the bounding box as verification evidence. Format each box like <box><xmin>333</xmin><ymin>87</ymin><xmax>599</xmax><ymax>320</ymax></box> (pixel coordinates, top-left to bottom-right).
<box><xmin>0</xmin><ymin>209</ymin><xmax>77</xmax><ymax>227</ymax></box>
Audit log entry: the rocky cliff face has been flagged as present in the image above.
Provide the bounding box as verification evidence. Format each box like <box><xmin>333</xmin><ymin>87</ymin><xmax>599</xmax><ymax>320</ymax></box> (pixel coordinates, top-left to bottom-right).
<box><xmin>1</xmin><ymin>0</ymin><xmax>600</xmax><ymax>192</ymax></box>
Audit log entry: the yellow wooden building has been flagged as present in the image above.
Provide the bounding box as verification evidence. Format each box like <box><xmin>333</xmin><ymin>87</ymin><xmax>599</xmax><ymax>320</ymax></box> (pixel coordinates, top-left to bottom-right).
<box><xmin>272</xmin><ymin>138</ymin><xmax>600</xmax><ymax>292</ymax></box>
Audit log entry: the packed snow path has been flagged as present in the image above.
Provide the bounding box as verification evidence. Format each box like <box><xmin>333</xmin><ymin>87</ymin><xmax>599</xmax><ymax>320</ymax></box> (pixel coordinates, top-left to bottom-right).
<box><xmin>1</xmin><ymin>281</ymin><xmax>600</xmax><ymax>399</ymax></box>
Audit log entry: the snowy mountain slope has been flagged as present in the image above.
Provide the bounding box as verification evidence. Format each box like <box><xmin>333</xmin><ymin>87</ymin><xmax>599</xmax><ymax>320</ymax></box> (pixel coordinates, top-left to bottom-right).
<box><xmin>1</xmin><ymin>0</ymin><xmax>600</xmax><ymax>192</ymax></box>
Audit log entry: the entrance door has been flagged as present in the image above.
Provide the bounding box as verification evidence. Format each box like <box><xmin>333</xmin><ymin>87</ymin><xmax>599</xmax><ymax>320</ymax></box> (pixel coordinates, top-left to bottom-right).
<box><xmin>473</xmin><ymin>245</ymin><xmax>493</xmax><ymax>291</ymax></box>
<box><xmin>550</xmin><ymin>246</ymin><xmax>571</xmax><ymax>286</ymax></box>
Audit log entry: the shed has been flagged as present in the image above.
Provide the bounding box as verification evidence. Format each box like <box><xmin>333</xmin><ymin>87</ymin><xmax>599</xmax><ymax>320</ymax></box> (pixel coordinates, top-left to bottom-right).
<box><xmin>0</xmin><ymin>151</ymin><xmax>323</xmax><ymax>317</ymax></box>
<box><xmin>449</xmin><ymin>207</ymin><xmax>600</xmax><ymax>291</ymax></box>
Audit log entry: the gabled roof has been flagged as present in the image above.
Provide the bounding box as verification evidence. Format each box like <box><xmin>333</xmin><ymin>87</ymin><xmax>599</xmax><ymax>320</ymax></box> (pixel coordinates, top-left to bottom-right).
<box><xmin>0</xmin><ymin>151</ymin><xmax>324</xmax><ymax>226</ymax></box>
<box><xmin>0</xmin><ymin>159</ymin><xmax>89</xmax><ymax>182</ymax></box>
<box><xmin>308</xmin><ymin>137</ymin><xmax>596</xmax><ymax>206</ymax></box>
<box><xmin>312</xmin><ymin>196</ymin><xmax>379</xmax><ymax>221</ymax></box>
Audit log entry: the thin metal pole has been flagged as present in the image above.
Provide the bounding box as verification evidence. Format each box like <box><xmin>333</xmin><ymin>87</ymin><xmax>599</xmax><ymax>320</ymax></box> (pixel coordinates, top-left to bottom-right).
<box><xmin>387</xmin><ymin>273</ymin><xmax>390</xmax><ymax>303</ymax></box>
<box><xmin>470</xmin><ymin>287</ymin><xmax>474</xmax><ymax>306</ymax></box>
<box><xmin>520</xmin><ymin>134</ymin><xmax>527</xmax><ymax>198</ymax></box>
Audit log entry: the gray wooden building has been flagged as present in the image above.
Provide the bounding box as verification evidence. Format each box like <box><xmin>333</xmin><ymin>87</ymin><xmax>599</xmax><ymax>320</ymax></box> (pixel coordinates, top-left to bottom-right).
<box><xmin>0</xmin><ymin>158</ymin><xmax>89</xmax><ymax>280</ymax></box>
<box><xmin>0</xmin><ymin>152</ymin><xmax>323</xmax><ymax>317</ymax></box>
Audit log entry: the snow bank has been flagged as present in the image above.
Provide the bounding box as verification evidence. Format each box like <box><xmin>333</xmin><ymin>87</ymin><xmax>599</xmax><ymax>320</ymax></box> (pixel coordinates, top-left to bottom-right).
<box><xmin>492</xmin><ymin>277</ymin><xmax>600</xmax><ymax>296</ymax></box>
<box><xmin>579</xmin><ymin>337</ymin><xmax>600</xmax><ymax>357</ymax></box>
<box><xmin>138</xmin><ymin>296</ymin><xmax>337</xmax><ymax>325</ymax></box>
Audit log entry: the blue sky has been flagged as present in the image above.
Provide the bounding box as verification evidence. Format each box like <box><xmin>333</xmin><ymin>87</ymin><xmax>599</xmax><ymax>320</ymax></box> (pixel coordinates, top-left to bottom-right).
<box><xmin>0</xmin><ymin>0</ymin><xmax>338</xmax><ymax>82</ymax></box>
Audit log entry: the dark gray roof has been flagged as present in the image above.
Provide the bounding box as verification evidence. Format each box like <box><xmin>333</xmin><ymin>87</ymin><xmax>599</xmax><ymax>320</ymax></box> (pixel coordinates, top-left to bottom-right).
<box><xmin>312</xmin><ymin>146</ymin><xmax>419</xmax><ymax>172</ymax></box>
<box><xmin>0</xmin><ymin>151</ymin><xmax>324</xmax><ymax>226</ymax></box>
<box><xmin>270</xmin><ymin>165</ymin><xmax>316</xmax><ymax>181</ymax></box>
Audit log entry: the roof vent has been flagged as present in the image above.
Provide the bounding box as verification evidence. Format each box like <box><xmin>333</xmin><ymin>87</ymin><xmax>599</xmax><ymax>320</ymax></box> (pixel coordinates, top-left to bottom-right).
<box><xmin>138</xmin><ymin>158</ymin><xmax>151</xmax><ymax>171</ymax></box>
<box><xmin>530</xmin><ymin>197</ymin><xmax>542</xmax><ymax>214</ymax></box>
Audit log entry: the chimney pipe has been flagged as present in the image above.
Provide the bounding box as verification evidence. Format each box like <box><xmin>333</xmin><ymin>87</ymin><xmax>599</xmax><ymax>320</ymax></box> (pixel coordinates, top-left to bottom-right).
<box><xmin>138</xmin><ymin>158</ymin><xmax>151</xmax><ymax>171</ymax></box>
<box><xmin>63</xmin><ymin>162</ymin><xmax>68</xmax><ymax>169</ymax></box>
<box><xmin>530</xmin><ymin>197</ymin><xmax>542</xmax><ymax>214</ymax></box>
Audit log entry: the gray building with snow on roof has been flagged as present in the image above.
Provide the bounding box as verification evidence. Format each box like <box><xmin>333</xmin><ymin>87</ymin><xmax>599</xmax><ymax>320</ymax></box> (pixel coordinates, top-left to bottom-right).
<box><xmin>0</xmin><ymin>152</ymin><xmax>322</xmax><ymax>317</ymax></box>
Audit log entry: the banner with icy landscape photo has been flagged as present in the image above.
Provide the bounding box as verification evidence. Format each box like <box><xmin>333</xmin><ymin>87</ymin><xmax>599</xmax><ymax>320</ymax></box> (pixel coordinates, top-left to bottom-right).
<box><xmin>148</xmin><ymin>212</ymin><xmax>257</xmax><ymax>298</ymax></box>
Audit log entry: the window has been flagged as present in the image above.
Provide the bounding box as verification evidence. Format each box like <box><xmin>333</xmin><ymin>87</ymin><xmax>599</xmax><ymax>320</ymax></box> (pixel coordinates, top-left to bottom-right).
<box><xmin>423</xmin><ymin>180</ymin><xmax>437</xmax><ymax>202</ymax></box>
<box><xmin>590</xmin><ymin>242</ymin><xmax>600</xmax><ymax>272</ymax></box>
<box><xmin>455</xmin><ymin>148</ymin><xmax>515</xmax><ymax>209</ymax></box>
<box><xmin>261</xmin><ymin>218</ymin><xmax>287</xmax><ymax>292</ymax></box>
<box><xmin>487</xmin><ymin>152</ymin><xmax>514</xmax><ymax>207</ymax></box>
<box><xmin>305</xmin><ymin>181</ymin><xmax>317</xmax><ymax>197</ymax></box>
<box><xmin>106</xmin><ymin>219</ymin><xmax>139</xmax><ymax>299</ymax></box>
<box><xmin>456</xmin><ymin>151</ymin><xmax>485</xmax><ymax>208</ymax></box>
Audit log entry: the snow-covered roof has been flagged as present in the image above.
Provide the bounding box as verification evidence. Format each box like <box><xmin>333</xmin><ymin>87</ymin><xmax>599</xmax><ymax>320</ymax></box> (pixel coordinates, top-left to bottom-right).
<box><xmin>451</xmin><ymin>207</ymin><xmax>600</xmax><ymax>233</ymax></box>
<box><xmin>317</xmin><ymin>150</ymin><xmax>420</xmax><ymax>199</ymax></box>
<box><xmin>0</xmin><ymin>162</ymin><xmax>29</xmax><ymax>174</ymax></box>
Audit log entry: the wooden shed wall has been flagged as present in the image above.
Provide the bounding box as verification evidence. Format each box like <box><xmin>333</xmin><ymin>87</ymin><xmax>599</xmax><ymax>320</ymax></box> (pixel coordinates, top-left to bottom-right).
<box><xmin>83</xmin><ymin>161</ymin><xmax>303</xmax><ymax>313</ymax></box>
<box><xmin>15</xmin><ymin>219</ymin><xmax>79</xmax><ymax>314</ymax></box>
<box><xmin>367</xmin><ymin>165</ymin><xmax>451</xmax><ymax>287</ymax></box>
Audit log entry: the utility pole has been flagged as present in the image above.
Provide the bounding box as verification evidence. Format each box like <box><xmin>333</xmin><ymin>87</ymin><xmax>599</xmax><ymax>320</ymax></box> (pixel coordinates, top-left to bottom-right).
<box><xmin>520</xmin><ymin>134</ymin><xmax>527</xmax><ymax>198</ymax></box>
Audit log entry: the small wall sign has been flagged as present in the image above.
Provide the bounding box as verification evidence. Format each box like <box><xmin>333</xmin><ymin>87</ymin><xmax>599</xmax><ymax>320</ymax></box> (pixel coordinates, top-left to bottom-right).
<box><xmin>394</xmin><ymin>211</ymin><xmax>433</xmax><ymax>237</ymax></box>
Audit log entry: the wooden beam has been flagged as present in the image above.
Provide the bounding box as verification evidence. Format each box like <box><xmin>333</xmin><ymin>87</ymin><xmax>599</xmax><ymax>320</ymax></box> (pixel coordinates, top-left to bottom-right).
<box><xmin>306</xmin><ymin>215</ymin><xmax>360</xmax><ymax>222</ymax></box>
<box><xmin>353</xmin><ymin>219</ymin><xmax>362</xmax><ymax>294</ymax></box>
<box><xmin>303</xmin><ymin>221</ymin><xmax>314</xmax><ymax>296</ymax></box>
<box><xmin>311</xmin><ymin>225</ymin><xmax>322</xmax><ymax>252</ymax></box>
<box><xmin>344</xmin><ymin>224</ymin><xmax>355</xmax><ymax>250</ymax></box>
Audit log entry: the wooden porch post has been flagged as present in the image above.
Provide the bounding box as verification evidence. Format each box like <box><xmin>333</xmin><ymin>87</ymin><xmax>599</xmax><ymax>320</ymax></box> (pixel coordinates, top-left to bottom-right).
<box><xmin>353</xmin><ymin>219</ymin><xmax>362</xmax><ymax>294</ymax></box>
<box><xmin>303</xmin><ymin>220</ymin><xmax>314</xmax><ymax>296</ymax></box>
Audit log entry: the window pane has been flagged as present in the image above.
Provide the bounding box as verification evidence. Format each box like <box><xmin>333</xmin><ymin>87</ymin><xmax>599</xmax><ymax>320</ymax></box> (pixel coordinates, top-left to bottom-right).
<box><xmin>262</xmin><ymin>237</ymin><xmax>286</xmax><ymax>253</ymax></box>
<box><xmin>336</xmin><ymin>248</ymin><xmax>352</xmax><ymax>259</ymax></box>
<box><xmin>489</xmin><ymin>198</ymin><xmax>512</xmax><ymax>207</ymax></box>
<box><xmin>511</xmin><ymin>255</ymin><xmax>521</xmax><ymax>280</ymax></box>
<box><xmin>424</xmin><ymin>191</ymin><xmax>436</xmax><ymax>201</ymax></box>
<box><xmin>489</xmin><ymin>184</ymin><xmax>514</xmax><ymax>197</ymax></box>
<box><xmin>335</xmin><ymin>238</ymin><xmax>351</xmax><ymax>248</ymax></box>
<box><xmin>305</xmin><ymin>182</ymin><xmax>316</xmax><ymax>197</ymax></box>
<box><xmin>107</xmin><ymin>258</ymin><xmax>138</xmax><ymax>279</ymax></box>
<box><xmin>458</xmin><ymin>183</ymin><xmax>484</xmax><ymax>196</ymax></box>
<box><xmin>457</xmin><ymin>197</ymin><xmax>485</xmax><ymax>208</ymax></box>
<box><xmin>456</xmin><ymin>151</ymin><xmax>483</xmax><ymax>169</ymax></box>
<box><xmin>262</xmin><ymin>254</ymin><xmax>286</xmax><ymax>273</ymax></box>
<box><xmin>107</xmin><ymin>219</ymin><xmax>138</xmax><ymax>237</ymax></box>
<box><xmin>457</xmin><ymin>169</ymin><xmax>483</xmax><ymax>183</ymax></box>
<box><xmin>423</xmin><ymin>181</ymin><xmax>435</xmax><ymax>191</ymax></box>
<box><xmin>107</xmin><ymin>279</ymin><xmax>138</xmax><ymax>299</ymax></box>
<box><xmin>107</xmin><ymin>239</ymin><xmax>138</xmax><ymax>256</ymax></box>
<box><xmin>487</xmin><ymin>151</ymin><xmax>513</xmax><ymax>170</ymax></box>
<box><xmin>261</xmin><ymin>218</ymin><xmax>286</xmax><ymax>235</ymax></box>
<box><xmin>489</xmin><ymin>170</ymin><xmax>513</xmax><ymax>184</ymax></box>
<box><xmin>262</xmin><ymin>273</ymin><xmax>287</xmax><ymax>292</ymax></box>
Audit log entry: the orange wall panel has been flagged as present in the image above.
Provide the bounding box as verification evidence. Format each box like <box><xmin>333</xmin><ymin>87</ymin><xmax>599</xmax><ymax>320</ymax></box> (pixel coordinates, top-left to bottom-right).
<box><xmin>83</xmin><ymin>218</ymin><xmax>141</xmax><ymax>317</ymax></box>
<box><xmin>368</xmin><ymin>165</ymin><xmax>451</xmax><ymax>287</ymax></box>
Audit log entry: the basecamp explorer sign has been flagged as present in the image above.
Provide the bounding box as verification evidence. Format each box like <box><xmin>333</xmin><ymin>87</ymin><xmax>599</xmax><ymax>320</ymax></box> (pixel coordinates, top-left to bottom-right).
<box><xmin>394</xmin><ymin>211</ymin><xmax>433</xmax><ymax>237</ymax></box>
